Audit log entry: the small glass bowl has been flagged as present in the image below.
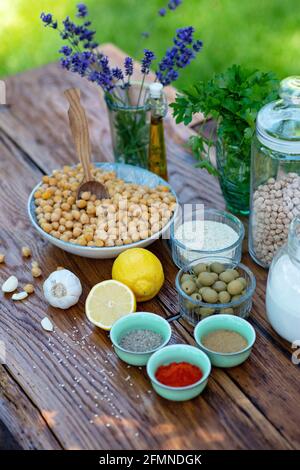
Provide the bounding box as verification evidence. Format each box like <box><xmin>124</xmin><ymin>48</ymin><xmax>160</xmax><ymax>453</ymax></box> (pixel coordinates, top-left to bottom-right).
<box><xmin>175</xmin><ymin>257</ymin><xmax>256</xmax><ymax>326</ymax></box>
<box><xmin>170</xmin><ymin>208</ymin><xmax>245</xmax><ymax>269</ymax></box>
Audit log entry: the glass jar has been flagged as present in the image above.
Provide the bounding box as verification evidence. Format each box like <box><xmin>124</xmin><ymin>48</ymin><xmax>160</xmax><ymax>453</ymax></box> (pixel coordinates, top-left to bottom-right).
<box><xmin>216</xmin><ymin>137</ymin><xmax>251</xmax><ymax>215</ymax></box>
<box><xmin>105</xmin><ymin>83</ymin><xmax>150</xmax><ymax>168</ymax></box>
<box><xmin>249</xmin><ymin>76</ymin><xmax>300</xmax><ymax>268</ymax></box>
<box><xmin>266</xmin><ymin>216</ymin><xmax>300</xmax><ymax>342</ymax></box>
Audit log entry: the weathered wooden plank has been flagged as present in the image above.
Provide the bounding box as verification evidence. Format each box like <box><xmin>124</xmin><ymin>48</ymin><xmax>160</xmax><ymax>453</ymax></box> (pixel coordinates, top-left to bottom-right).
<box><xmin>0</xmin><ymin>366</ymin><xmax>61</xmax><ymax>450</ymax></box>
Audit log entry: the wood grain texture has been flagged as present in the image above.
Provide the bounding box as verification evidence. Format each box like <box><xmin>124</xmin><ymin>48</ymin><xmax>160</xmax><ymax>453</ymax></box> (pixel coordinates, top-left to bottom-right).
<box><xmin>0</xmin><ymin>45</ymin><xmax>299</xmax><ymax>450</ymax></box>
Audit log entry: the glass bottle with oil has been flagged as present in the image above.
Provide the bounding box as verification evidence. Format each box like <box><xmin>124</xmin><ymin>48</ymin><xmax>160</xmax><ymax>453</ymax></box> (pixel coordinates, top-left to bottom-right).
<box><xmin>148</xmin><ymin>83</ymin><xmax>168</xmax><ymax>181</ymax></box>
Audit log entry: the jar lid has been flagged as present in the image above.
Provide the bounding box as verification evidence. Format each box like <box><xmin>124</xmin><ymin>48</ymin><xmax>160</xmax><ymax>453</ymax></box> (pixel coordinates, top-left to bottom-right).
<box><xmin>256</xmin><ymin>76</ymin><xmax>300</xmax><ymax>154</ymax></box>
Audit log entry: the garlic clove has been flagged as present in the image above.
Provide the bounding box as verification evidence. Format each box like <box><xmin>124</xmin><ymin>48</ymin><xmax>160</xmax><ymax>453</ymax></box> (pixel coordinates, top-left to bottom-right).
<box><xmin>41</xmin><ymin>317</ymin><xmax>54</xmax><ymax>332</ymax></box>
<box><xmin>2</xmin><ymin>275</ymin><xmax>18</xmax><ymax>293</ymax></box>
<box><xmin>12</xmin><ymin>291</ymin><xmax>28</xmax><ymax>301</ymax></box>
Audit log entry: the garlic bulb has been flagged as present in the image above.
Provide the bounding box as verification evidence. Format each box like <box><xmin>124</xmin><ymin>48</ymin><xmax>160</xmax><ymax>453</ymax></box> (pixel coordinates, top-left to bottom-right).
<box><xmin>43</xmin><ymin>269</ymin><xmax>82</xmax><ymax>309</ymax></box>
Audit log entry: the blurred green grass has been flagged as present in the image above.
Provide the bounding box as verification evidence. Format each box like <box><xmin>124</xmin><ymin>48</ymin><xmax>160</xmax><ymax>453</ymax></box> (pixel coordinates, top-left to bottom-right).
<box><xmin>0</xmin><ymin>0</ymin><xmax>298</xmax><ymax>89</ymax></box>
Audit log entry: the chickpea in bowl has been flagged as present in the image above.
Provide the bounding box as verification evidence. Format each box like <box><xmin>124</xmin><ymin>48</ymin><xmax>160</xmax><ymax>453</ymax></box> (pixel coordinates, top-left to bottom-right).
<box><xmin>28</xmin><ymin>162</ymin><xmax>177</xmax><ymax>258</ymax></box>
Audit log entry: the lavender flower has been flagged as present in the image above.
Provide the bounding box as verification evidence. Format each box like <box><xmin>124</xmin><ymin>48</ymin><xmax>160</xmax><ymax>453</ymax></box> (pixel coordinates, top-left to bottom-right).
<box><xmin>176</xmin><ymin>26</ymin><xmax>194</xmax><ymax>45</ymax></box>
<box><xmin>168</xmin><ymin>0</ymin><xmax>182</xmax><ymax>10</ymax></box>
<box><xmin>141</xmin><ymin>49</ymin><xmax>156</xmax><ymax>75</ymax></box>
<box><xmin>76</xmin><ymin>3</ymin><xmax>88</xmax><ymax>18</ymax></box>
<box><xmin>158</xmin><ymin>0</ymin><xmax>182</xmax><ymax>16</ymax></box>
<box><xmin>59</xmin><ymin>45</ymin><xmax>72</xmax><ymax>56</ymax></box>
<box><xmin>112</xmin><ymin>67</ymin><xmax>124</xmax><ymax>81</ymax></box>
<box><xmin>156</xmin><ymin>27</ymin><xmax>203</xmax><ymax>86</ymax></box>
<box><xmin>41</xmin><ymin>3</ymin><xmax>202</xmax><ymax>97</ymax></box>
<box><xmin>193</xmin><ymin>40</ymin><xmax>203</xmax><ymax>52</ymax></box>
<box><xmin>61</xmin><ymin>14</ymin><xmax>98</xmax><ymax>49</ymax></box>
<box><xmin>40</xmin><ymin>12</ymin><xmax>57</xmax><ymax>29</ymax></box>
<box><xmin>158</xmin><ymin>8</ymin><xmax>167</xmax><ymax>17</ymax></box>
<box><xmin>124</xmin><ymin>57</ymin><xmax>133</xmax><ymax>77</ymax></box>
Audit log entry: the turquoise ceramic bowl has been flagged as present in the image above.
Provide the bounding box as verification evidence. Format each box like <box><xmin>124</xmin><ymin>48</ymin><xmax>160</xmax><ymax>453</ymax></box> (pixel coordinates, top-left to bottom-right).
<box><xmin>146</xmin><ymin>344</ymin><xmax>211</xmax><ymax>401</ymax></box>
<box><xmin>194</xmin><ymin>314</ymin><xmax>256</xmax><ymax>368</ymax></box>
<box><xmin>110</xmin><ymin>312</ymin><xmax>172</xmax><ymax>366</ymax></box>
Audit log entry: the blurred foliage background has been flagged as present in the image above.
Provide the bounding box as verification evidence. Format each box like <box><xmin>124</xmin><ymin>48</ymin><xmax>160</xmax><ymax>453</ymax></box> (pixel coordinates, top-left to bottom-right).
<box><xmin>0</xmin><ymin>0</ymin><xmax>298</xmax><ymax>89</ymax></box>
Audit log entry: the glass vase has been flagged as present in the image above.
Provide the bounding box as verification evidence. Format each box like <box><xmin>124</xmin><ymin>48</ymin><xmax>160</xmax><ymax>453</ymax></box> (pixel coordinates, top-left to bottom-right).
<box><xmin>216</xmin><ymin>136</ymin><xmax>251</xmax><ymax>215</ymax></box>
<box><xmin>105</xmin><ymin>83</ymin><xmax>150</xmax><ymax>168</ymax></box>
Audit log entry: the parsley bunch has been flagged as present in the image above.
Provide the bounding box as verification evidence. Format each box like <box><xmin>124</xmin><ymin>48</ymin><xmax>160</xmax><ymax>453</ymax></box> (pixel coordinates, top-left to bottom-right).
<box><xmin>171</xmin><ymin>65</ymin><xmax>279</xmax><ymax>176</ymax></box>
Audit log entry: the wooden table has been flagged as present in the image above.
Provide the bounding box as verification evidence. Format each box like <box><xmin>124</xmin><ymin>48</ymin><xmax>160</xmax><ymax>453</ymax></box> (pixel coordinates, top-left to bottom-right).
<box><xmin>0</xmin><ymin>44</ymin><xmax>299</xmax><ymax>451</ymax></box>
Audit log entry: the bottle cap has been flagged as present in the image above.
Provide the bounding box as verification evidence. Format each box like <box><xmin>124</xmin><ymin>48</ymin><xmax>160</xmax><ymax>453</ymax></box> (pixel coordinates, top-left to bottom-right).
<box><xmin>149</xmin><ymin>82</ymin><xmax>163</xmax><ymax>98</ymax></box>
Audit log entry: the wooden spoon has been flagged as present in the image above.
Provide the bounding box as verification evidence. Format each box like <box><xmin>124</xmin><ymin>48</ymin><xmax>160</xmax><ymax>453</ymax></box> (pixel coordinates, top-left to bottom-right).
<box><xmin>64</xmin><ymin>87</ymin><xmax>109</xmax><ymax>200</ymax></box>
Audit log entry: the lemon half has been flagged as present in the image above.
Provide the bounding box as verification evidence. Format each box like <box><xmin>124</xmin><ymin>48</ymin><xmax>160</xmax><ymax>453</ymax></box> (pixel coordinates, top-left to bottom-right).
<box><xmin>85</xmin><ymin>280</ymin><xmax>136</xmax><ymax>330</ymax></box>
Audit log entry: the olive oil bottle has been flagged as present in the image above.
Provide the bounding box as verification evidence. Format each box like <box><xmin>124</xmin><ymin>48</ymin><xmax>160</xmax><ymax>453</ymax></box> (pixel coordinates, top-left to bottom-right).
<box><xmin>148</xmin><ymin>83</ymin><xmax>168</xmax><ymax>181</ymax></box>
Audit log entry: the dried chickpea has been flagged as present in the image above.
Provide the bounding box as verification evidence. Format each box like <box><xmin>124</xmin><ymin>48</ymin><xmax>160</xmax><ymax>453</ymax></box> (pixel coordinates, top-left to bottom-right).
<box><xmin>61</xmin><ymin>202</ymin><xmax>71</xmax><ymax>211</ymax></box>
<box><xmin>23</xmin><ymin>284</ymin><xmax>34</xmax><ymax>294</ymax></box>
<box><xmin>22</xmin><ymin>246</ymin><xmax>32</xmax><ymax>258</ymax></box>
<box><xmin>81</xmin><ymin>191</ymin><xmax>91</xmax><ymax>201</ymax></box>
<box><xmin>73</xmin><ymin>227</ymin><xmax>82</xmax><ymax>238</ymax></box>
<box><xmin>76</xmin><ymin>199</ymin><xmax>87</xmax><ymax>209</ymax></box>
<box><xmin>41</xmin><ymin>223</ymin><xmax>52</xmax><ymax>233</ymax></box>
<box><xmin>80</xmin><ymin>213</ymin><xmax>89</xmax><ymax>225</ymax></box>
<box><xmin>32</xmin><ymin>266</ymin><xmax>42</xmax><ymax>278</ymax></box>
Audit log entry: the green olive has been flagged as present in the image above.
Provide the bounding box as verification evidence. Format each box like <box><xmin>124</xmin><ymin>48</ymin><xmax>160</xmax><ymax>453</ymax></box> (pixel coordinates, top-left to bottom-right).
<box><xmin>193</xmin><ymin>263</ymin><xmax>207</xmax><ymax>275</ymax></box>
<box><xmin>218</xmin><ymin>291</ymin><xmax>231</xmax><ymax>303</ymax></box>
<box><xmin>210</xmin><ymin>272</ymin><xmax>218</xmax><ymax>282</ymax></box>
<box><xmin>198</xmin><ymin>272</ymin><xmax>216</xmax><ymax>286</ymax></box>
<box><xmin>195</xmin><ymin>277</ymin><xmax>203</xmax><ymax>288</ymax></box>
<box><xmin>219</xmin><ymin>270</ymin><xmax>235</xmax><ymax>283</ymax></box>
<box><xmin>181</xmin><ymin>280</ymin><xmax>196</xmax><ymax>295</ymax></box>
<box><xmin>199</xmin><ymin>287</ymin><xmax>207</xmax><ymax>295</ymax></box>
<box><xmin>237</xmin><ymin>277</ymin><xmax>247</xmax><ymax>289</ymax></box>
<box><xmin>210</xmin><ymin>262</ymin><xmax>225</xmax><ymax>274</ymax></box>
<box><xmin>220</xmin><ymin>307</ymin><xmax>234</xmax><ymax>314</ymax></box>
<box><xmin>181</xmin><ymin>273</ymin><xmax>194</xmax><ymax>284</ymax></box>
<box><xmin>199</xmin><ymin>307</ymin><xmax>215</xmax><ymax>318</ymax></box>
<box><xmin>231</xmin><ymin>294</ymin><xmax>242</xmax><ymax>301</ymax></box>
<box><xmin>227</xmin><ymin>279</ymin><xmax>244</xmax><ymax>296</ymax></box>
<box><xmin>226</xmin><ymin>269</ymin><xmax>239</xmax><ymax>279</ymax></box>
<box><xmin>202</xmin><ymin>287</ymin><xmax>218</xmax><ymax>303</ymax></box>
<box><xmin>191</xmin><ymin>292</ymin><xmax>202</xmax><ymax>302</ymax></box>
<box><xmin>212</xmin><ymin>280</ymin><xmax>227</xmax><ymax>292</ymax></box>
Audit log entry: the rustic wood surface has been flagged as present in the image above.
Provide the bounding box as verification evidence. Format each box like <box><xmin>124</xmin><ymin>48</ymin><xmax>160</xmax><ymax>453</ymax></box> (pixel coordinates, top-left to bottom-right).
<box><xmin>0</xmin><ymin>44</ymin><xmax>299</xmax><ymax>450</ymax></box>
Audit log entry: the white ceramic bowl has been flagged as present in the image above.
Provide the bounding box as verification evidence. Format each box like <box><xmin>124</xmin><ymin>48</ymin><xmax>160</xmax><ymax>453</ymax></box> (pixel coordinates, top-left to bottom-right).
<box><xmin>28</xmin><ymin>163</ymin><xmax>177</xmax><ymax>259</ymax></box>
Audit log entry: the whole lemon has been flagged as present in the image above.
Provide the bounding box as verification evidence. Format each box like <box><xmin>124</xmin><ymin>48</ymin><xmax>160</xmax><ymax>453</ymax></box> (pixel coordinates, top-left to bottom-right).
<box><xmin>112</xmin><ymin>248</ymin><xmax>164</xmax><ymax>302</ymax></box>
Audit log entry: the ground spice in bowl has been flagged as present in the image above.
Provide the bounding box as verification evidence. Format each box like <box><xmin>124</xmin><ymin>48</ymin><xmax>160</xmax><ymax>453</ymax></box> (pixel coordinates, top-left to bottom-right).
<box><xmin>155</xmin><ymin>362</ymin><xmax>203</xmax><ymax>387</ymax></box>
<box><xmin>119</xmin><ymin>329</ymin><xmax>163</xmax><ymax>353</ymax></box>
<box><xmin>202</xmin><ymin>329</ymin><xmax>248</xmax><ymax>353</ymax></box>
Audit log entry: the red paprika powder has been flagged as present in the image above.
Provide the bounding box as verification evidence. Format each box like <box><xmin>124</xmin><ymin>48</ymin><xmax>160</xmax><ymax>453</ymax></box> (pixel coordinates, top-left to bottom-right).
<box><xmin>155</xmin><ymin>361</ymin><xmax>203</xmax><ymax>387</ymax></box>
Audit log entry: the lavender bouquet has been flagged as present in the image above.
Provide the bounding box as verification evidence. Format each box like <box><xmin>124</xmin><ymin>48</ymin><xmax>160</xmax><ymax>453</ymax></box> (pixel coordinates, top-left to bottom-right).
<box><xmin>41</xmin><ymin>2</ymin><xmax>203</xmax><ymax>167</ymax></box>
